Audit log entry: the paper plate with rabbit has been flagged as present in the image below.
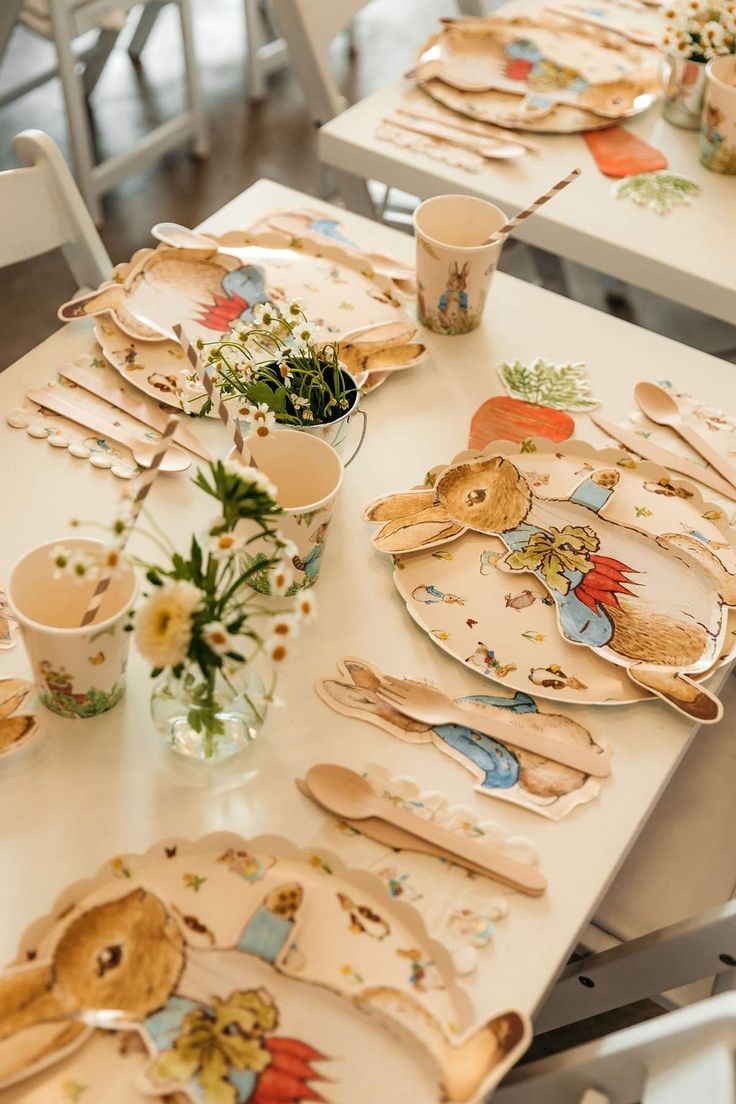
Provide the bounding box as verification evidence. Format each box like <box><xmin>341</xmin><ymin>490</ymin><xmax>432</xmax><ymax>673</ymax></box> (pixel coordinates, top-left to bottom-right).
<box><xmin>364</xmin><ymin>440</ymin><xmax>736</xmax><ymax>720</ymax></box>
<box><xmin>59</xmin><ymin>212</ymin><xmax>415</xmax><ymax>347</ymax></box>
<box><xmin>0</xmin><ymin>833</ymin><xmax>529</xmax><ymax>1104</ymax></box>
<box><xmin>408</xmin><ymin>14</ymin><xmax>660</xmax><ymax>131</ymax></box>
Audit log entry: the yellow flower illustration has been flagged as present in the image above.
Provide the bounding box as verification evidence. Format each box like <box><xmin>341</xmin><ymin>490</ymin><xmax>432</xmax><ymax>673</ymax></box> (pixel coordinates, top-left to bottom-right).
<box><xmin>151</xmin><ymin>990</ymin><xmax>276</xmax><ymax>1104</ymax></box>
<box><xmin>507</xmin><ymin>526</ymin><xmax>599</xmax><ymax>594</ymax></box>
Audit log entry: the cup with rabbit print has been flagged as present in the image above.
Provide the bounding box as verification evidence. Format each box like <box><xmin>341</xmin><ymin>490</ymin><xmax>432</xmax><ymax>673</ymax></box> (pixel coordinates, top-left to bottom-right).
<box><xmin>414</xmin><ymin>194</ymin><xmax>506</xmax><ymax>336</ymax></box>
<box><xmin>701</xmin><ymin>55</ymin><xmax>736</xmax><ymax>174</ymax></box>
<box><xmin>8</xmin><ymin>538</ymin><xmax>136</xmax><ymax>719</ymax></box>
<box><xmin>228</xmin><ymin>430</ymin><xmax>344</xmax><ymax>592</ymax></box>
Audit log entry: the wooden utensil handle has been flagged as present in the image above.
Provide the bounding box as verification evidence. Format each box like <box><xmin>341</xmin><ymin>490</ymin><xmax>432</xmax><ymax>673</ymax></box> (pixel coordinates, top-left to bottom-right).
<box><xmin>383</xmin><ymin>802</ymin><xmax>547</xmax><ymax>895</ymax></box>
<box><xmin>448</xmin><ymin>704</ymin><xmax>611</xmax><ymax>778</ymax></box>
<box><xmin>678</xmin><ymin>423</ymin><xmax>736</xmax><ymax>491</ymax></box>
<box><xmin>27</xmin><ymin>390</ymin><xmax>138</xmax><ymax>450</ymax></box>
<box><xmin>348</xmin><ymin>816</ymin><xmax>520</xmax><ymax>878</ymax></box>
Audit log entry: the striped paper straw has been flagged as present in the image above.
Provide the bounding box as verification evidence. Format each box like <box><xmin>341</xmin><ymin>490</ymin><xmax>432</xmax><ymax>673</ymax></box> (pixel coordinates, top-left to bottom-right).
<box><xmin>79</xmin><ymin>416</ymin><xmax>179</xmax><ymax>627</ymax></box>
<box><xmin>490</xmin><ymin>167</ymin><xmax>582</xmax><ymax>243</ymax></box>
<box><xmin>174</xmin><ymin>323</ymin><xmax>248</xmax><ymax>459</ymax></box>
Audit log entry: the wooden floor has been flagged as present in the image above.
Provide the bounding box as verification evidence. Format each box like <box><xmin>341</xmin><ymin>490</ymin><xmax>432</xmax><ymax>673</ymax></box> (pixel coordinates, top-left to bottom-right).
<box><xmin>2</xmin><ymin>0</ymin><xmax>735</xmax><ymax>369</ymax></box>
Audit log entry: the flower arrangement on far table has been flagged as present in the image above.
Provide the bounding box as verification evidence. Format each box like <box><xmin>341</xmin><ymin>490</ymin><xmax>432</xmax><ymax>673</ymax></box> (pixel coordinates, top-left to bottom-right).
<box><xmin>182</xmin><ymin>301</ymin><xmax>356</xmax><ymax>432</ymax></box>
<box><xmin>663</xmin><ymin>0</ymin><xmax>736</xmax><ymax>61</ymax></box>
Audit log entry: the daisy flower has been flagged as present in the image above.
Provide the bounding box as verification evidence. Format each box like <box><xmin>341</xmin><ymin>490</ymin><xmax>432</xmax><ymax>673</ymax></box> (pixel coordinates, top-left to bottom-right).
<box><xmin>252</xmin><ymin>303</ymin><xmax>281</xmax><ymax>332</ymax></box>
<box><xmin>50</xmin><ymin>544</ymin><xmax>73</xmax><ymax>579</ymax></box>
<box><xmin>270</xmin><ymin>613</ymin><xmax>300</xmax><ymax>641</ymax></box>
<box><xmin>202</xmin><ymin>622</ymin><xmax>234</xmax><ymax>655</ymax></box>
<box><xmin>135</xmin><ymin>580</ymin><xmax>203</xmax><ymax>668</ymax></box>
<box><xmin>207</xmin><ymin>531</ymin><xmax>245</xmax><ymax>560</ymax></box>
<box><xmin>268</xmin><ymin>562</ymin><xmax>294</xmax><ymax>596</ymax></box>
<box><xmin>248</xmin><ymin>402</ymin><xmax>277</xmax><ymax>439</ymax></box>
<box><xmin>291</xmin><ymin>320</ymin><xmax>320</xmax><ymax>345</ymax></box>
<box><xmin>294</xmin><ymin>591</ymin><xmax>317</xmax><ymax>623</ymax></box>
<box><xmin>266</xmin><ymin>639</ymin><xmax>289</xmax><ymax>664</ymax></box>
<box><xmin>282</xmin><ymin>298</ymin><xmax>303</xmax><ymax>319</ymax></box>
<box><xmin>223</xmin><ymin>458</ymin><xmax>277</xmax><ymax>500</ymax></box>
<box><xmin>70</xmin><ymin>550</ymin><xmax>98</xmax><ymax>583</ymax></box>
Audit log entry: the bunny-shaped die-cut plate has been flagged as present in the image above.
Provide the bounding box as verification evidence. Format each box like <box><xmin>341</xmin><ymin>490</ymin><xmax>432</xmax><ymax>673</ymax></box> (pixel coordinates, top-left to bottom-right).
<box><xmin>59</xmin><ymin>211</ymin><xmax>415</xmax><ymax>346</ymax></box>
<box><xmin>364</xmin><ymin>440</ymin><xmax>736</xmax><ymax>722</ymax></box>
<box><xmin>407</xmin><ymin>15</ymin><xmax>660</xmax><ymax>120</ymax></box>
<box><xmin>0</xmin><ymin>835</ymin><xmax>530</xmax><ymax>1104</ymax></box>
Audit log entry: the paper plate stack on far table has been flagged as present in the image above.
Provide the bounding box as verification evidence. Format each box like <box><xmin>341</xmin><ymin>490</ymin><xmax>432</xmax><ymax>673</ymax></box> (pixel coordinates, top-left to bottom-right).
<box><xmin>406</xmin><ymin>9</ymin><xmax>662</xmax><ymax>133</ymax></box>
<box><xmin>59</xmin><ymin>208</ymin><xmax>429</xmax><ymax>413</ymax></box>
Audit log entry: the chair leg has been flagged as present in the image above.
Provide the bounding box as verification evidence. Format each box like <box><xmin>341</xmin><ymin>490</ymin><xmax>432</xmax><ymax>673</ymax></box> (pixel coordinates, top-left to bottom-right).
<box><xmin>178</xmin><ymin>0</ymin><xmax>209</xmax><ymax>157</ymax></box>
<box><xmin>81</xmin><ymin>26</ymin><xmax>121</xmax><ymax>95</ymax></box>
<box><xmin>128</xmin><ymin>0</ymin><xmax>165</xmax><ymax>61</ymax></box>
<box><xmin>49</xmin><ymin>0</ymin><xmax>102</xmax><ymax>222</ymax></box>
<box><xmin>0</xmin><ymin>0</ymin><xmax>23</xmax><ymax>62</ymax></box>
<box><xmin>332</xmin><ymin>169</ymin><xmax>376</xmax><ymax>219</ymax></box>
<box><xmin>244</xmin><ymin>0</ymin><xmax>268</xmax><ymax>101</ymax></box>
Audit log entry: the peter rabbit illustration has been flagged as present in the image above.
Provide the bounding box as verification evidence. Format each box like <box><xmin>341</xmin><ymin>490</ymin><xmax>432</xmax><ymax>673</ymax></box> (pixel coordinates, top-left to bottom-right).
<box><xmin>316</xmin><ymin>658</ymin><xmax>605</xmax><ymax>812</ymax></box>
<box><xmin>438</xmin><ymin>261</ymin><xmax>469</xmax><ymax>332</ymax></box>
<box><xmin>0</xmin><ymin>880</ymin><xmax>527</xmax><ymax>1103</ymax></box>
<box><xmin>364</xmin><ymin>456</ymin><xmax>736</xmax><ymax>722</ymax></box>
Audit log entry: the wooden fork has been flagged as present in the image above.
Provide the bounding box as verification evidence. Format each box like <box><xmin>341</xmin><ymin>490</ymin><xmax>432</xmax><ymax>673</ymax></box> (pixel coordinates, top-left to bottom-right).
<box><xmin>376</xmin><ymin>677</ymin><xmax>611</xmax><ymax>778</ymax></box>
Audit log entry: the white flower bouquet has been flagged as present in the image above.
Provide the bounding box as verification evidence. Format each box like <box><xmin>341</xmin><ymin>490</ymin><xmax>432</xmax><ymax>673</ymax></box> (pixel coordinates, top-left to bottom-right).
<box><xmin>64</xmin><ymin>457</ymin><xmax>314</xmax><ymax>759</ymax></box>
<box><xmin>663</xmin><ymin>0</ymin><xmax>736</xmax><ymax>61</ymax></box>
<box><xmin>182</xmin><ymin>301</ymin><xmax>355</xmax><ymax>433</ymax></box>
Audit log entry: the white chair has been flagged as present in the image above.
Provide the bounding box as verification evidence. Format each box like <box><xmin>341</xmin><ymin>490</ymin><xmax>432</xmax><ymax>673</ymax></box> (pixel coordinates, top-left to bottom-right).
<box><xmin>0</xmin><ymin>0</ymin><xmax>208</xmax><ymax>222</ymax></box>
<box><xmin>533</xmin><ymin>670</ymin><xmax>736</xmax><ymax>1038</ymax></box>
<box><xmin>496</xmin><ymin>993</ymin><xmax>736</xmax><ymax>1104</ymax></box>
<box><xmin>127</xmin><ymin>0</ymin><xmax>289</xmax><ymax>102</ymax></box>
<box><xmin>269</xmin><ymin>0</ymin><xmax>375</xmax><ymax>215</ymax></box>
<box><xmin>0</xmin><ymin>129</ymin><xmax>112</xmax><ymax>292</ymax></box>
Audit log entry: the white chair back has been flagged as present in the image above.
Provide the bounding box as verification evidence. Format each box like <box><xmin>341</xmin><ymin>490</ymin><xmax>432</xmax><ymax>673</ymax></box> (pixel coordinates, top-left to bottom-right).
<box><xmin>0</xmin><ymin>130</ymin><xmax>111</xmax><ymax>288</ymax></box>
<box><xmin>270</xmin><ymin>0</ymin><xmax>371</xmax><ymax>123</ymax></box>
<box><xmin>495</xmin><ymin>993</ymin><xmax>736</xmax><ymax>1104</ymax></box>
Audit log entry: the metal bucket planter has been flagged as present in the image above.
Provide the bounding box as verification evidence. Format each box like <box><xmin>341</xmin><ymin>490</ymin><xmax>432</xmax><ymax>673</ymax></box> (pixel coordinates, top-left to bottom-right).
<box><xmin>289</xmin><ymin>368</ymin><xmax>367</xmax><ymax>466</ymax></box>
<box><xmin>662</xmin><ymin>54</ymin><xmax>708</xmax><ymax>129</ymax></box>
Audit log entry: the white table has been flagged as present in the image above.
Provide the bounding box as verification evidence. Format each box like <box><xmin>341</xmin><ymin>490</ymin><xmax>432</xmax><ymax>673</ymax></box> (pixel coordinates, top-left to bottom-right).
<box><xmin>0</xmin><ymin>179</ymin><xmax>732</xmax><ymax>1037</ymax></box>
<box><xmin>319</xmin><ymin>80</ymin><xmax>736</xmax><ymax>324</ymax></box>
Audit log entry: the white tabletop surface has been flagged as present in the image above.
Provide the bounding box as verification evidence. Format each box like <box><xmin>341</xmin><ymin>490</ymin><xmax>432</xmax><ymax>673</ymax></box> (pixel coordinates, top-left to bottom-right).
<box><xmin>0</xmin><ymin>179</ymin><xmax>732</xmax><ymax>1034</ymax></box>
<box><xmin>319</xmin><ymin>80</ymin><xmax>736</xmax><ymax>323</ymax></box>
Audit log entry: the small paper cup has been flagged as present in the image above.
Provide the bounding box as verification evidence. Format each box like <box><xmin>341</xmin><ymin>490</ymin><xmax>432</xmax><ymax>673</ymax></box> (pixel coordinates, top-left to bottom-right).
<box><xmin>228</xmin><ymin>429</ymin><xmax>344</xmax><ymax>591</ymax></box>
<box><xmin>414</xmin><ymin>194</ymin><xmax>506</xmax><ymax>335</ymax></box>
<box><xmin>8</xmin><ymin>538</ymin><xmax>136</xmax><ymax>719</ymax></box>
<box><xmin>701</xmin><ymin>55</ymin><xmax>736</xmax><ymax>175</ymax></box>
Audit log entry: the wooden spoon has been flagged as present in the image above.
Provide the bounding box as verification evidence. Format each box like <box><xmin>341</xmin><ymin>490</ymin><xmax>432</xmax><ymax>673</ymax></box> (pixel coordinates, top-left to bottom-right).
<box><xmin>305</xmin><ymin>764</ymin><xmax>547</xmax><ymax>895</ymax></box>
<box><xmin>296</xmin><ymin>777</ymin><xmax>506</xmax><ymax>878</ymax></box>
<box><xmin>634</xmin><ymin>383</ymin><xmax>736</xmax><ymax>491</ymax></box>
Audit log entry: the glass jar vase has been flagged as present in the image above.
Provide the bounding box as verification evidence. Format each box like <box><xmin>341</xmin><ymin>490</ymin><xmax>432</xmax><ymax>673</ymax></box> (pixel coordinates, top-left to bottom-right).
<box><xmin>151</xmin><ymin>663</ymin><xmax>267</xmax><ymax>763</ymax></box>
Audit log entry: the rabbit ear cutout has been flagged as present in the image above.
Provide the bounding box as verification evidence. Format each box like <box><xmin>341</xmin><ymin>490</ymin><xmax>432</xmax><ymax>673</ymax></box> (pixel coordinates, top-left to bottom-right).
<box><xmin>363</xmin><ymin>489</ymin><xmax>436</xmax><ymax>522</ymax></box>
<box><xmin>360</xmin><ymin>342</ymin><xmax>429</xmax><ymax>374</ymax></box>
<box><xmin>0</xmin><ymin>678</ymin><xmax>33</xmax><ymax>720</ymax></box>
<box><xmin>341</xmin><ymin>657</ymin><xmax>383</xmax><ymax>690</ymax></box>
<box><xmin>57</xmin><ymin>285</ymin><xmax>121</xmax><ymax>322</ymax></box>
<box><xmin>373</xmin><ymin>505</ymin><xmax>466</xmax><ymax>554</ymax></box>
<box><xmin>339</xmin><ymin>320</ymin><xmax>419</xmax><ymax>347</ymax></box>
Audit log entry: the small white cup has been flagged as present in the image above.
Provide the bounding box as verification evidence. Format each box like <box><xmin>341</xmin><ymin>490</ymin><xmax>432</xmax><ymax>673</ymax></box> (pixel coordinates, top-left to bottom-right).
<box><xmin>414</xmin><ymin>194</ymin><xmax>507</xmax><ymax>336</ymax></box>
<box><xmin>229</xmin><ymin>429</ymin><xmax>344</xmax><ymax>590</ymax></box>
<box><xmin>8</xmin><ymin>538</ymin><xmax>136</xmax><ymax>719</ymax></box>
<box><xmin>701</xmin><ymin>55</ymin><xmax>736</xmax><ymax>174</ymax></box>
